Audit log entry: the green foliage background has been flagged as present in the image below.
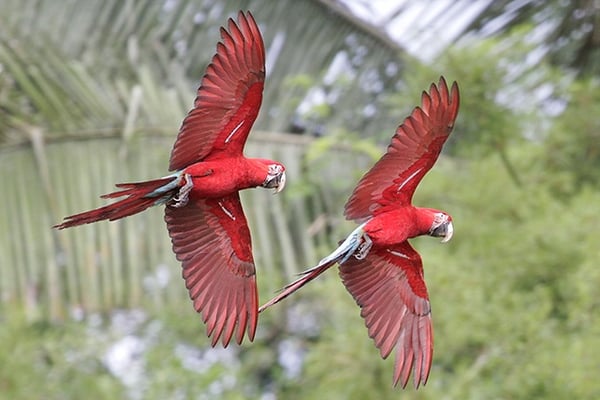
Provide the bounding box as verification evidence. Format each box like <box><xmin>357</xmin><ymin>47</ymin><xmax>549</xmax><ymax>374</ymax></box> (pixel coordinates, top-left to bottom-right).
<box><xmin>1</xmin><ymin>1</ymin><xmax>599</xmax><ymax>399</ymax></box>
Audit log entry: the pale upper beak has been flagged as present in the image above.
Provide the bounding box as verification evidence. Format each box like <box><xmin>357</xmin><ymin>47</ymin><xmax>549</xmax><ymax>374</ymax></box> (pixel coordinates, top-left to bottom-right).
<box><xmin>274</xmin><ymin>171</ymin><xmax>286</xmax><ymax>193</ymax></box>
<box><xmin>440</xmin><ymin>221</ymin><xmax>453</xmax><ymax>243</ymax></box>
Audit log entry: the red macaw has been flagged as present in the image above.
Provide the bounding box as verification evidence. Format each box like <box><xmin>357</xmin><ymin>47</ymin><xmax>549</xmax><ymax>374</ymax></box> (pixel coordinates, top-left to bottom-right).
<box><xmin>55</xmin><ymin>11</ymin><xmax>286</xmax><ymax>347</ymax></box>
<box><xmin>259</xmin><ymin>78</ymin><xmax>460</xmax><ymax>388</ymax></box>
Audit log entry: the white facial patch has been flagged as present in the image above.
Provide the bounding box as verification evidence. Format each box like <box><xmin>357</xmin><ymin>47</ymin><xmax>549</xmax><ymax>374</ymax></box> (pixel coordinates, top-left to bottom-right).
<box><xmin>432</xmin><ymin>212</ymin><xmax>448</xmax><ymax>228</ymax></box>
<box><xmin>268</xmin><ymin>164</ymin><xmax>283</xmax><ymax>175</ymax></box>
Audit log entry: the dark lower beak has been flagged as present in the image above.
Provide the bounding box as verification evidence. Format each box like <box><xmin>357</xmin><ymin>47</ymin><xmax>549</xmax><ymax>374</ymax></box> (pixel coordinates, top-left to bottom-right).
<box><xmin>431</xmin><ymin>221</ymin><xmax>454</xmax><ymax>243</ymax></box>
<box><xmin>264</xmin><ymin>171</ymin><xmax>286</xmax><ymax>193</ymax></box>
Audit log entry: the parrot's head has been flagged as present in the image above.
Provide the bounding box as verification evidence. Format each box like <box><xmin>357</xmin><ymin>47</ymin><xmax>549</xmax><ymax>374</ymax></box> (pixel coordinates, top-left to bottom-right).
<box><xmin>427</xmin><ymin>211</ymin><xmax>453</xmax><ymax>243</ymax></box>
<box><xmin>262</xmin><ymin>162</ymin><xmax>286</xmax><ymax>194</ymax></box>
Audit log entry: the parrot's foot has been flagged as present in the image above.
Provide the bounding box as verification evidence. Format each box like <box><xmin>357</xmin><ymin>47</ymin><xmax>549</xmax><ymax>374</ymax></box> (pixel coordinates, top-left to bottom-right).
<box><xmin>172</xmin><ymin>173</ymin><xmax>193</xmax><ymax>208</ymax></box>
<box><xmin>354</xmin><ymin>235</ymin><xmax>372</xmax><ymax>260</ymax></box>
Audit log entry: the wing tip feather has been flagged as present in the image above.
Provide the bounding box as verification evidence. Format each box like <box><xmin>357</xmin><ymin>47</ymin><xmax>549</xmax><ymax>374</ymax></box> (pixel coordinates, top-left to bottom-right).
<box><xmin>166</xmin><ymin>198</ymin><xmax>258</xmax><ymax>348</ymax></box>
<box><xmin>168</xmin><ymin>9</ymin><xmax>266</xmax><ymax>170</ymax></box>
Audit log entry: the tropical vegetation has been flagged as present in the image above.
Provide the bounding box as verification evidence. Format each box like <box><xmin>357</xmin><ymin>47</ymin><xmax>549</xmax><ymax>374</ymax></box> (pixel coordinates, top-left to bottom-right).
<box><xmin>0</xmin><ymin>0</ymin><xmax>598</xmax><ymax>399</ymax></box>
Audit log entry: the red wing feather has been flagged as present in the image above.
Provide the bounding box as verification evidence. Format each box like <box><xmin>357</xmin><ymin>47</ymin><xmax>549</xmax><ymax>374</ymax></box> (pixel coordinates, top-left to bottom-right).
<box><xmin>344</xmin><ymin>77</ymin><xmax>459</xmax><ymax>222</ymax></box>
<box><xmin>169</xmin><ymin>11</ymin><xmax>265</xmax><ymax>170</ymax></box>
<box><xmin>339</xmin><ymin>241</ymin><xmax>433</xmax><ymax>389</ymax></box>
<box><xmin>164</xmin><ymin>192</ymin><xmax>258</xmax><ymax>347</ymax></box>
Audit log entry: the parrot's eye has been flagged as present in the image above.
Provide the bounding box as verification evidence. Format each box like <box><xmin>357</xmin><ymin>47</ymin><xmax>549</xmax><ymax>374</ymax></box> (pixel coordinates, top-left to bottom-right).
<box><xmin>431</xmin><ymin>213</ymin><xmax>448</xmax><ymax>226</ymax></box>
<box><xmin>268</xmin><ymin>164</ymin><xmax>283</xmax><ymax>176</ymax></box>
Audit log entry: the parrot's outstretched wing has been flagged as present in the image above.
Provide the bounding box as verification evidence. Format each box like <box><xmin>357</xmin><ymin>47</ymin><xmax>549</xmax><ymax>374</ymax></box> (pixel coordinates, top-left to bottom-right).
<box><xmin>169</xmin><ymin>11</ymin><xmax>265</xmax><ymax>170</ymax></box>
<box><xmin>344</xmin><ymin>77</ymin><xmax>459</xmax><ymax>222</ymax></box>
<box><xmin>164</xmin><ymin>192</ymin><xmax>258</xmax><ymax>347</ymax></box>
<box><xmin>339</xmin><ymin>241</ymin><xmax>433</xmax><ymax>389</ymax></box>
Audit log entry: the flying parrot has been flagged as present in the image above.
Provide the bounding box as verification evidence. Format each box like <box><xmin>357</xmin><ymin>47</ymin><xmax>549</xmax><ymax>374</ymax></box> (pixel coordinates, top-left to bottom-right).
<box><xmin>259</xmin><ymin>77</ymin><xmax>460</xmax><ymax>388</ymax></box>
<box><xmin>54</xmin><ymin>11</ymin><xmax>286</xmax><ymax>348</ymax></box>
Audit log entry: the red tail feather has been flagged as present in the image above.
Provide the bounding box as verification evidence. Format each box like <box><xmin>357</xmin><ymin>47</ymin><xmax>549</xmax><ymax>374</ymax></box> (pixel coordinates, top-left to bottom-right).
<box><xmin>258</xmin><ymin>259</ymin><xmax>337</xmax><ymax>312</ymax></box>
<box><xmin>54</xmin><ymin>176</ymin><xmax>178</xmax><ymax>229</ymax></box>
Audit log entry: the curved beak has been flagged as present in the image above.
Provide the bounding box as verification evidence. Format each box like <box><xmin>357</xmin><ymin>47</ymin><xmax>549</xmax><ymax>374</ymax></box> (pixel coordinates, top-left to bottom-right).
<box><xmin>440</xmin><ymin>221</ymin><xmax>454</xmax><ymax>243</ymax></box>
<box><xmin>273</xmin><ymin>171</ymin><xmax>286</xmax><ymax>194</ymax></box>
<box><xmin>430</xmin><ymin>220</ymin><xmax>454</xmax><ymax>243</ymax></box>
<box><xmin>264</xmin><ymin>171</ymin><xmax>286</xmax><ymax>194</ymax></box>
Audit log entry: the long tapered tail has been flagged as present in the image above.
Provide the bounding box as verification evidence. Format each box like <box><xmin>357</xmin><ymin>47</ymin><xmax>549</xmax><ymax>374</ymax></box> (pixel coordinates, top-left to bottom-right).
<box><xmin>258</xmin><ymin>259</ymin><xmax>338</xmax><ymax>312</ymax></box>
<box><xmin>259</xmin><ymin>222</ymin><xmax>367</xmax><ymax>312</ymax></box>
<box><xmin>54</xmin><ymin>173</ymin><xmax>182</xmax><ymax>229</ymax></box>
